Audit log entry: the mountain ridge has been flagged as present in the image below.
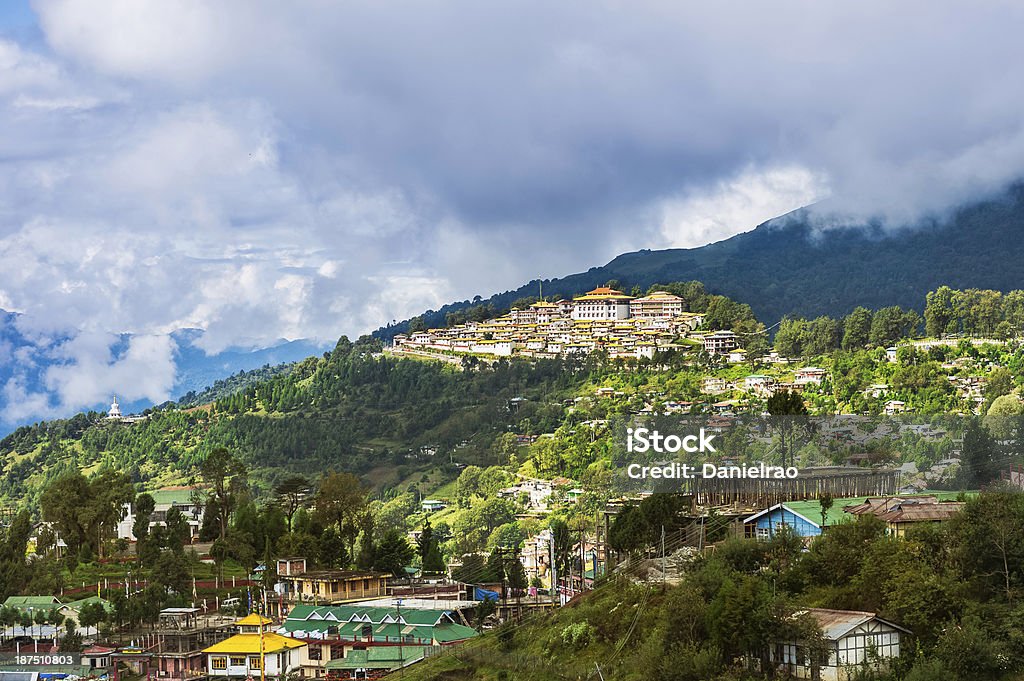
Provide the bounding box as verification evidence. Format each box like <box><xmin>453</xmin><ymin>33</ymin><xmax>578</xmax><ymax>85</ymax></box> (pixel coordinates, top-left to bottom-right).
<box><xmin>374</xmin><ymin>187</ymin><xmax>1024</xmax><ymax>339</ymax></box>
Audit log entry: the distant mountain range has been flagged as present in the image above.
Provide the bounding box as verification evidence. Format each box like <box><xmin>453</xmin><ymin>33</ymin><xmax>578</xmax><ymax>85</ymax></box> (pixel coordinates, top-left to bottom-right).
<box><xmin>0</xmin><ymin>314</ymin><xmax>326</xmax><ymax>433</ymax></box>
<box><xmin>375</xmin><ymin>186</ymin><xmax>1024</xmax><ymax>339</ymax></box>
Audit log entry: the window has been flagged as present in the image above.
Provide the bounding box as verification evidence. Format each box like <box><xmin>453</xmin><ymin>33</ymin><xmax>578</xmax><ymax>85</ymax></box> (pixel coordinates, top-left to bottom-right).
<box><xmin>211</xmin><ymin>658</ymin><xmax>227</xmax><ymax>671</ymax></box>
<box><xmin>308</xmin><ymin>646</ymin><xmax>322</xmax><ymax>661</ymax></box>
<box><xmin>230</xmin><ymin>657</ymin><xmax>245</xmax><ymax>667</ymax></box>
<box><xmin>249</xmin><ymin>657</ymin><xmax>262</xmax><ymax>670</ymax></box>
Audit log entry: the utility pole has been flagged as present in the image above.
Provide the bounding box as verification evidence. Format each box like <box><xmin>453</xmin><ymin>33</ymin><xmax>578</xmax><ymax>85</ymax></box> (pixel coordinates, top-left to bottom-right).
<box><xmin>496</xmin><ymin>546</ymin><xmax>507</xmax><ymax>619</ymax></box>
<box><xmin>396</xmin><ymin>597</ymin><xmax>405</xmax><ymax>680</ymax></box>
<box><xmin>549</xmin><ymin>534</ymin><xmax>558</xmax><ymax>607</ymax></box>
<box><xmin>661</xmin><ymin>525</ymin><xmax>666</xmax><ymax>584</ymax></box>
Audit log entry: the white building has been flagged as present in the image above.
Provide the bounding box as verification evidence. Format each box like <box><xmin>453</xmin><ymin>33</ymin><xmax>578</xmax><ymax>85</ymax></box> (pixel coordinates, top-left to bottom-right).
<box><xmin>702</xmin><ymin>331</ymin><xmax>738</xmax><ymax>354</ymax></box>
<box><xmin>884</xmin><ymin>400</ymin><xmax>907</xmax><ymax>415</ymax></box>
<box><xmin>117</xmin><ymin>487</ymin><xmax>205</xmax><ymax>542</ymax></box>
<box><xmin>571</xmin><ymin>287</ymin><xmax>633</xmax><ymax>321</ymax></box>
<box><xmin>204</xmin><ymin>614</ymin><xmax>306</xmax><ymax>678</ymax></box>
<box><xmin>770</xmin><ymin>608</ymin><xmax>909</xmax><ymax>681</ymax></box>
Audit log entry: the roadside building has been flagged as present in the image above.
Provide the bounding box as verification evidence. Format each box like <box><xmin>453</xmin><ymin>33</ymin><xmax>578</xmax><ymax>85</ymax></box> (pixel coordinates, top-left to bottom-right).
<box><xmin>153</xmin><ymin>608</ymin><xmax>236</xmax><ymax>681</ymax></box>
<box><xmin>279</xmin><ymin>570</ymin><xmax>390</xmax><ymax>604</ymax></box>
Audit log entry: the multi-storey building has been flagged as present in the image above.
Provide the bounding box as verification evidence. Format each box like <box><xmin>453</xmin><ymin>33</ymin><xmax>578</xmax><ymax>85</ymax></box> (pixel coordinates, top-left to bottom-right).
<box><xmin>571</xmin><ymin>287</ymin><xmax>633</xmax><ymax>321</ymax></box>
<box><xmin>629</xmin><ymin>291</ymin><xmax>685</xmax><ymax>319</ymax></box>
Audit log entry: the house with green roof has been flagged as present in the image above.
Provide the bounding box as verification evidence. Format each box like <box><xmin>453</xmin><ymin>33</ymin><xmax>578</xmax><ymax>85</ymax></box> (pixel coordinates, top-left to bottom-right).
<box><xmin>2</xmin><ymin>595</ymin><xmax>62</xmax><ymax>613</ymax></box>
<box><xmin>279</xmin><ymin>604</ymin><xmax>476</xmax><ymax>677</ymax></box>
<box><xmin>58</xmin><ymin>596</ymin><xmax>113</xmax><ymax>634</ymax></box>
<box><xmin>324</xmin><ymin>645</ymin><xmax>427</xmax><ymax>679</ymax></box>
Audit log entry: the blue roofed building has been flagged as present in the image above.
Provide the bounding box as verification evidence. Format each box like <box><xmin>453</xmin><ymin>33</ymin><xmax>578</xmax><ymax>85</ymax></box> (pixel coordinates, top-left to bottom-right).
<box><xmin>742</xmin><ymin>503</ymin><xmax>823</xmax><ymax>541</ymax></box>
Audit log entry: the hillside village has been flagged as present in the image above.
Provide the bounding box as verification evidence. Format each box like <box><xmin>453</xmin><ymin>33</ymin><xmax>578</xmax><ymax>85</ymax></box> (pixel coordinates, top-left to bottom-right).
<box><xmin>393</xmin><ymin>287</ymin><xmax>714</xmax><ymax>360</ymax></box>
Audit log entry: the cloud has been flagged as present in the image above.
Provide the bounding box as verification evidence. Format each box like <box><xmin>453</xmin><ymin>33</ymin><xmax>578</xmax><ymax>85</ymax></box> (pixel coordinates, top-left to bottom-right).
<box><xmin>654</xmin><ymin>166</ymin><xmax>829</xmax><ymax>250</ymax></box>
<box><xmin>0</xmin><ymin>1</ymin><xmax>1023</xmax><ymax>422</ymax></box>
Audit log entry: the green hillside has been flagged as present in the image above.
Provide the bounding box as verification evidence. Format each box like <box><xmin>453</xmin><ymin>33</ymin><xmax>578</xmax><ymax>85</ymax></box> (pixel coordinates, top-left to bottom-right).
<box><xmin>403</xmin><ymin>492</ymin><xmax>1024</xmax><ymax>681</ymax></box>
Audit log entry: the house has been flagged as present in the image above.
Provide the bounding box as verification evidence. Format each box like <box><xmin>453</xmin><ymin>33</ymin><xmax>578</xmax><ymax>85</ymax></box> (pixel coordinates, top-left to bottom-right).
<box><xmin>571</xmin><ymin>287</ymin><xmax>633</xmax><ymax>321</ymax></box>
<box><xmin>743</xmin><ymin>503</ymin><xmax>824</xmax><ymax>541</ymax></box>
<box><xmin>497</xmin><ymin>479</ymin><xmax>553</xmax><ymax>510</ymax></box>
<box><xmin>28</xmin><ymin>521</ymin><xmax>67</xmax><ymax>557</ymax></box>
<box><xmin>82</xmin><ymin>645</ymin><xmax>116</xmax><ymax>670</ymax></box>
<box><xmin>727</xmin><ymin>349</ymin><xmax>748</xmax><ymax>363</ymax></box>
<box><xmin>794</xmin><ymin>367</ymin><xmax>827</xmax><ymax>385</ymax></box>
<box><xmin>421</xmin><ymin>499</ymin><xmax>447</xmax><ymax>513</ymax></box>
<box><xmin>204</xmin><ymin>614</ymin><xmax>306</xmax><ymax>678</ymax></box>
<box><xmin>702</xmin><ymin>331</ymin><xmax>738</xmax><ymax>354</ymax></box>
<box><xmin>769</xmin><ymin>608</ymin><xmax>910</xmax><ymax>680</ymax></box>
<box><xmin>58</xmin><ymin>596</ymin><xmax>113</xmax><ymax>635</ymax></box>
<box><xmin>280</xmin><ymin>604</ymin><xmax>476</xmax><ymax>678</ymax></box>
<box><xmin>884</xmin><ymin>400</ymin><xmax>906</xmax><ymax>415</ymax></box>
<box><xmin>2</xmin><ymin>595</ymin><xmax>61</xmax><ymax>613</ymax></box>
<box><xmin>744</xmin><ymin>375</ymin><xmax>775</xmax><ymax>394</ymax></box>
<box><xmin>277</xmin><ymin>557</ymin><xmax>309</xmax><ymax>577</ymax></box>
<box><xmin>324</xmin><ymin>647</ymin><xmax>427</xmax><ymax>679</ymax></box>
<box><xmin>843</xmin><ymin>495</ymin><xmax>966</xmax><ymax>537</ymax></box>
<box><xmin>702</xmin><ymin>377</ymin><xmax>731</xmax><ymax>394</ymax></box>
<box><xmin>117</xmin><ymin>486</ymin><xmax>206</xmax><ymax>543</ymax></box>
<box><xmin>279</xmin><ymin>570</ymin><xmax>390</xmax><ymax>604</ymax></box>
<box><xmin>864</xmin><ymin>384</ymin><xmax>890</xmax><ymax>399</ymax></box>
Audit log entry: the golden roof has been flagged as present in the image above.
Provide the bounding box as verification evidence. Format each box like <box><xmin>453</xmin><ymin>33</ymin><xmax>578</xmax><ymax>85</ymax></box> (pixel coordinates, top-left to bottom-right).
<box><xmin>573</xmin><ymin>286</ymin><xmax>634</xmax><ymax>301</ymax></box>
<box><xmin>634</xmin><ymin>291</ymin><xmax>683</xmax><ymax>302</ymax></box>
<box><xmin>204</xmin><ymin>633</ymin><xmax>306</xmax><ymax>655</ymax></box>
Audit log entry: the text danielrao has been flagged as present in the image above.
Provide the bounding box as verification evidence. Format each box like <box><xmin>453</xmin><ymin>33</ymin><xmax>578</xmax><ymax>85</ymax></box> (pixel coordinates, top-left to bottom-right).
<box><xmin>625</xmin><ymin>462</ymin><xmax>799</xmax><ymax>480</ymax></box>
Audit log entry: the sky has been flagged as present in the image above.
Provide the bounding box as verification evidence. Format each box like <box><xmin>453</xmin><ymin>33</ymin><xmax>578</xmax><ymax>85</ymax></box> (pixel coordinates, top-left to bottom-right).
<box><xmin>3</xmin><ymin>1</ymin><xmax>1024</xmax><ymax>422</ymax></box>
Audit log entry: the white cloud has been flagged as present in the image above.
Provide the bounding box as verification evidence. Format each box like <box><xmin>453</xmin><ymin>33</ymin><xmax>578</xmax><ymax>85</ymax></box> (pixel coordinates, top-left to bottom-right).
<box><xmin>1</xmin><ymin>1</ymin><xmax>1024</xmax><ymax>423</ymax></box>
<box><xmin>655</xmin><ymin>166</ymin><xmax>829</xmax><ymax>249</ymax></box>
<box><xmin>43</xmin><ymin>332</ymin><xmax>177</xmax><ymax>409</ymax></box>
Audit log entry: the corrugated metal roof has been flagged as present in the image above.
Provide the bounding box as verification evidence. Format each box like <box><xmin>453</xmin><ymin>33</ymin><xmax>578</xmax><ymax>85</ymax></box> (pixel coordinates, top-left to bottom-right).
<box><xmin>792</xmin><ymin>608</ymin><xmax>911</xmax><ymax>640</ymax></box>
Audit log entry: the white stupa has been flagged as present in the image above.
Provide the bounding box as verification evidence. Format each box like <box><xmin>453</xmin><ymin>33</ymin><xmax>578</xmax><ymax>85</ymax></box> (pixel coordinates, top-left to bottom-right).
<box><xmin>106</xmin><ymin>396</ymin><xmax>122</xmax><ymax>420</ymax></box>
